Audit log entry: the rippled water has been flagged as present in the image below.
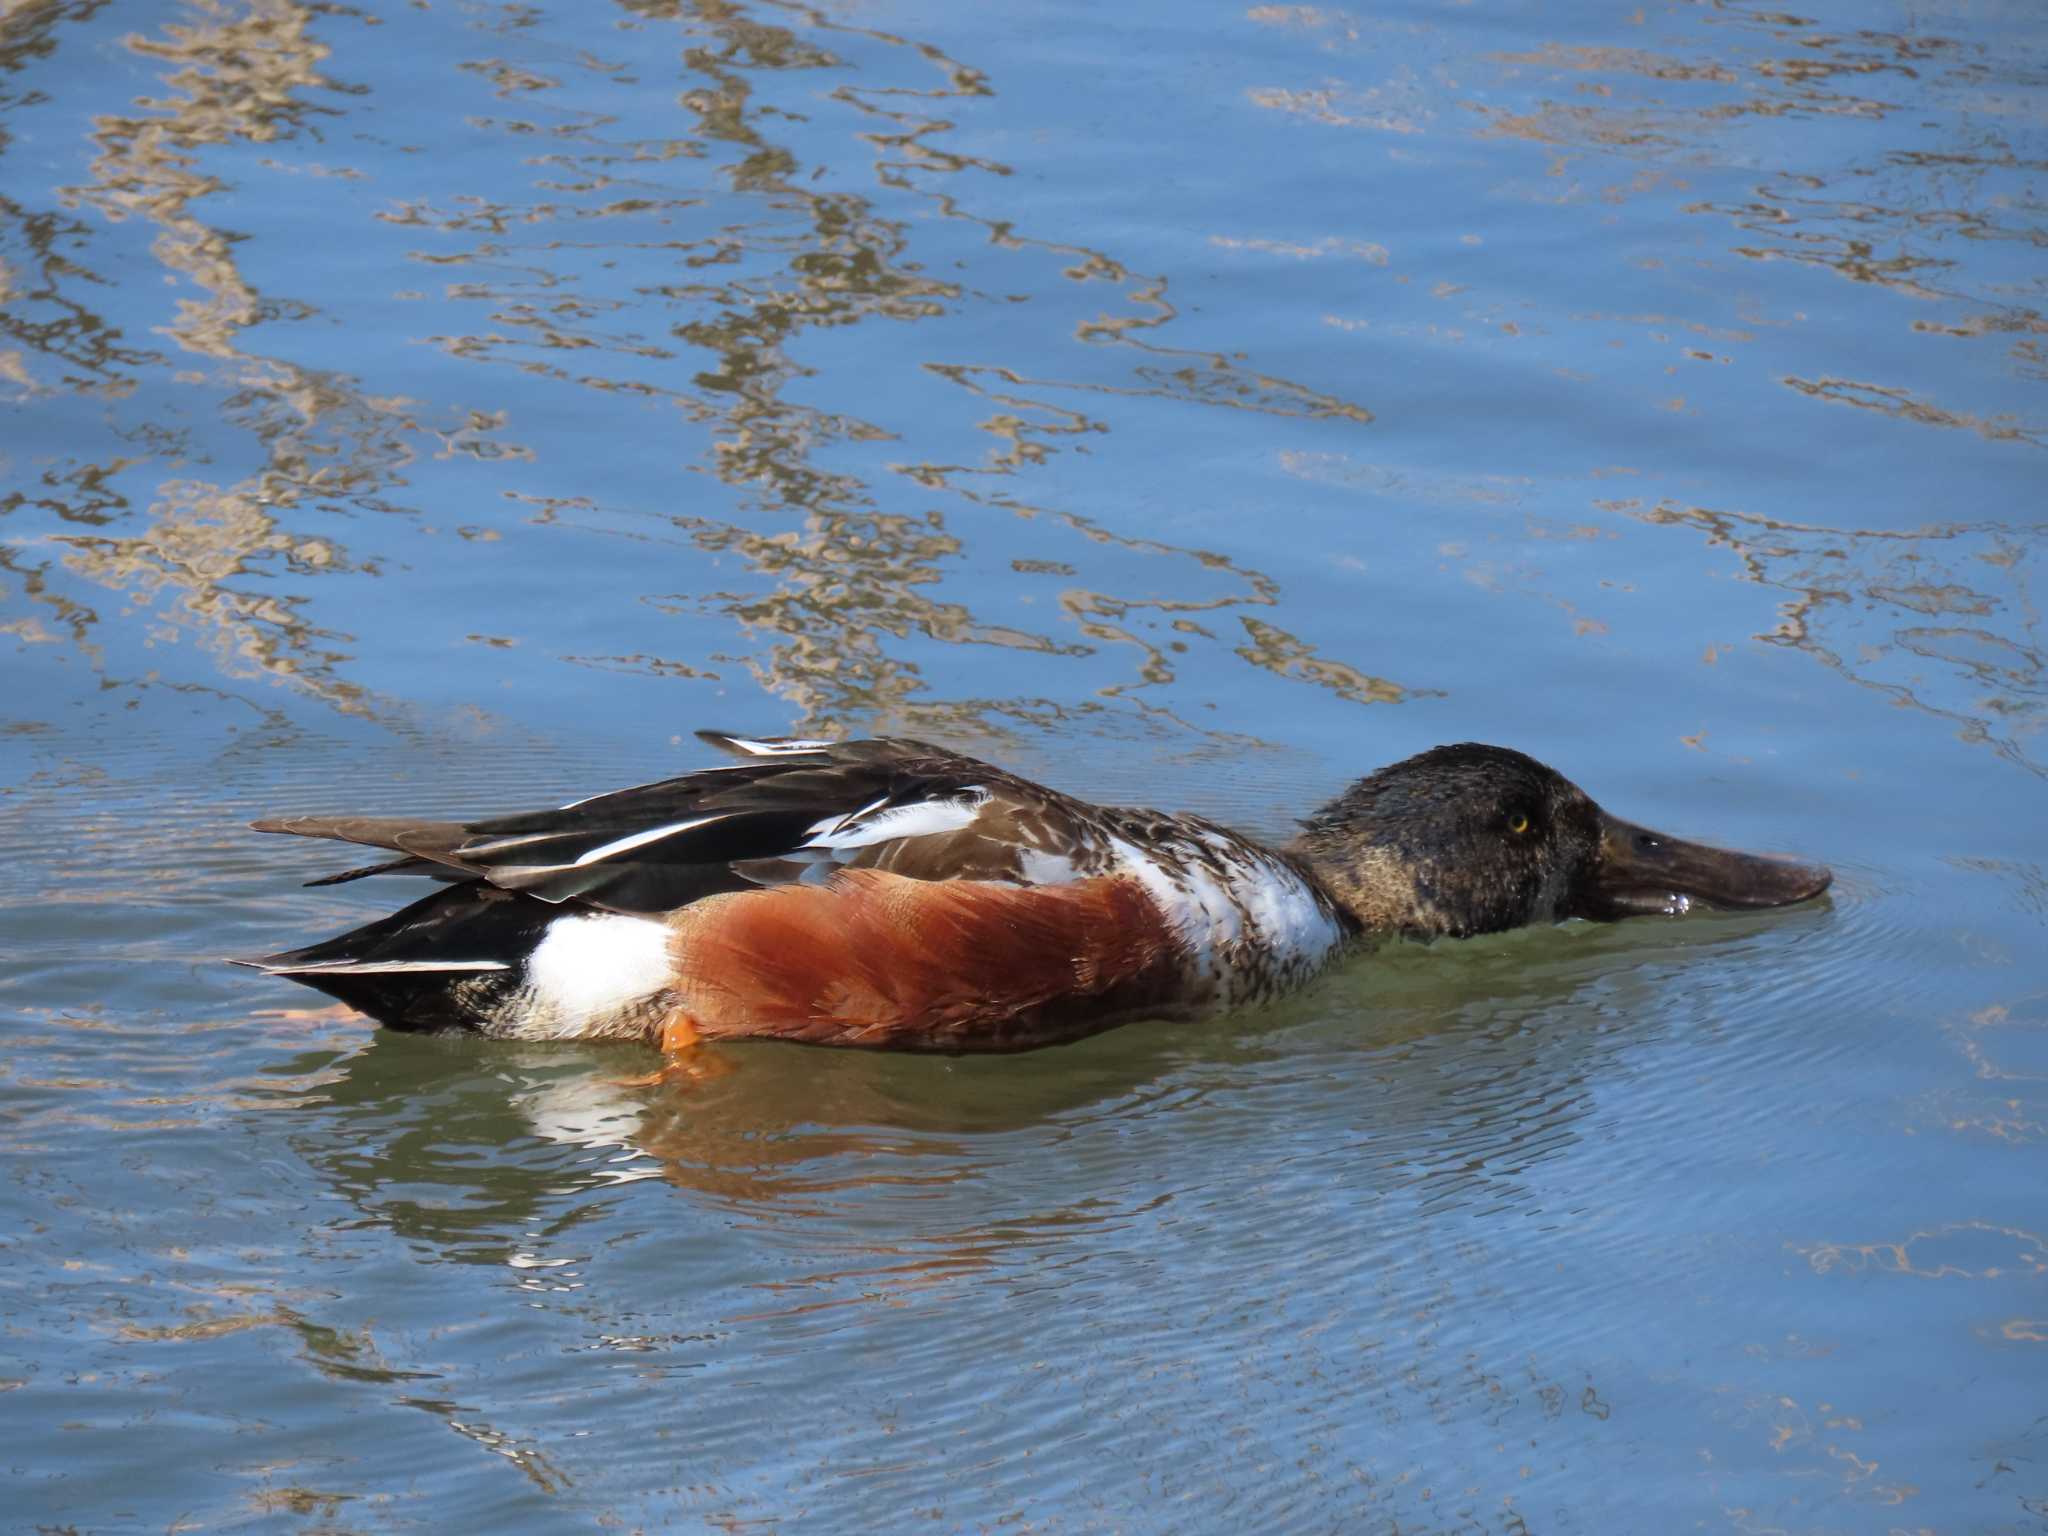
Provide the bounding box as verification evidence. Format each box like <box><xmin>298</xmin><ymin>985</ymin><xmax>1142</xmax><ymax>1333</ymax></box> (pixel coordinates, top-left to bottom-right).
<box><xmin>3</xmin><ymin>0</ymin><xmax>2044</xmax><ymax>1529</ymax></box>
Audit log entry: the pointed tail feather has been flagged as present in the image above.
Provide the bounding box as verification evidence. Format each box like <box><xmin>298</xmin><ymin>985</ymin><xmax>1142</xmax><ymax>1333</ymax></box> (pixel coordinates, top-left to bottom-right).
<box><xmin>302</xmin><ymin>855</ymin><xmax>468</xmax><ymax>888</ymax></box>
<box><xmin>249</xmin><ymin>815</ymin><xmax>468</xmax><ymax>856</ymax></box>
<box><xmin>232</xmin><ymin>883</ymin><xmax>556</xmax><ymax>1032</ymax></box>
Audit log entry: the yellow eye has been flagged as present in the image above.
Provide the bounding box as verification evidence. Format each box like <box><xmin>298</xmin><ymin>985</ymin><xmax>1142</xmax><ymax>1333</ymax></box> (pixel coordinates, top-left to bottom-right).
<box><xmin>1507</xmin><ymin>812</ymin><xmax>1531</xmax><ymax>835</ymax></box>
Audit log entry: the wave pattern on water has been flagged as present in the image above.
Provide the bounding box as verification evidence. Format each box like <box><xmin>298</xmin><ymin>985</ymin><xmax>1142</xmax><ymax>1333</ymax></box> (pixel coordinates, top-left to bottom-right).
<box><xmin>2</xmin><ymin>0</ymin><xmax>2045</xmax><ymax>1529</ymax></box>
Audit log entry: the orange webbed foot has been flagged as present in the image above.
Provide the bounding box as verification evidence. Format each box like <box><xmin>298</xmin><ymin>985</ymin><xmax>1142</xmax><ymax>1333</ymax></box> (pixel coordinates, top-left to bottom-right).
<box><xmin>250</xmin><ymin>1003</ymin><xmax>366</xmax><ymax>1024</ymax></box>
<box><xmin>607</xmin><ymin>1010</ymin><xmax>734</xmax><ymax>1089</ymax></box>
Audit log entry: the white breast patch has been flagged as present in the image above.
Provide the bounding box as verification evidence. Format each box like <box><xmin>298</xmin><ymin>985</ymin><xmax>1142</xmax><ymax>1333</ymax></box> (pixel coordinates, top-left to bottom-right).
<box><xmin>1107</xmin><ymin>830</ymin><xmax>1347</xmax><ymax>1003</ymax></box>
<box><xmin>1109</xmin><ymin>835</ymin><xmax>1241</xmax><ymax>976</ymax></box>
<box><xmin>1204</xmin><ymin>832</ymin><xmax>1348</xmax><ymax>968</ymax></box>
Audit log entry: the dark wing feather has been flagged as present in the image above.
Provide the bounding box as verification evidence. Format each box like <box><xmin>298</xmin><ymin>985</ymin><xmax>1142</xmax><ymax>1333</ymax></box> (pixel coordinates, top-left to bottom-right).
<box><xmin>249</xmin><ymin>733</ymin><xmax>1060</xmax><ymax>916</ymax></box>
<box><xmin>303</xmin><ymin>855</ymin><xmax>469</xmax><ymax>887</ymax></box>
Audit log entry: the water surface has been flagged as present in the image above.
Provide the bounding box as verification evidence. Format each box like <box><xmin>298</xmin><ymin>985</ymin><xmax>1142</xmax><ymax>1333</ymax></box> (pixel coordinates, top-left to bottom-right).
<box><xmin>3</xmin><ymin>0</ymin><xmax>2044</xmax><ymax>1529</ymax></box>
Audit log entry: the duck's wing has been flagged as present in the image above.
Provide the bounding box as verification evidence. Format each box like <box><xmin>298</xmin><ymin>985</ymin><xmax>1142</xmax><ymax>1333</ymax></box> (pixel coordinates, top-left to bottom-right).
<box><xmin>251</xmin><ymin>732</ymin><xmax>1099</xmax><ymax>916</ymax></box>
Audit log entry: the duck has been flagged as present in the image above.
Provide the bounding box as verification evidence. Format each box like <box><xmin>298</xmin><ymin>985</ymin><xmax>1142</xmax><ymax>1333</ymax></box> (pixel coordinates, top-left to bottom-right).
<box><xmin>235</xmin><ymin>732</ymin><xmax>1831</xmax><ymax>1055</ymax></box>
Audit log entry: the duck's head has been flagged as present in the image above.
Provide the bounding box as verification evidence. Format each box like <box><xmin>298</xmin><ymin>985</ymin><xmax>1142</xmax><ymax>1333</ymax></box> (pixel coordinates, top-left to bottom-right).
<box><xmin>1290</xmin><ymin>743</ymin><xmax>1831</xmax><ymax>940</ymax></box>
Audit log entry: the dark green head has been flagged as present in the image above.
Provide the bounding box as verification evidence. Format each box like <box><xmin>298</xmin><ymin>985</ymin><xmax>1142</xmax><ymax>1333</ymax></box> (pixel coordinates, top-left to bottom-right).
<box><xmin>1290</xmin><ymin>743</ymin><xmax>1831</xmax><ymax>940</ymax></box>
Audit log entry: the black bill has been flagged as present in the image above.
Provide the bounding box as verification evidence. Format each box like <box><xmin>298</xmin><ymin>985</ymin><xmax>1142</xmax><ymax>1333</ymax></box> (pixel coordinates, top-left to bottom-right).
<box><xmin>1572</xmin><ymin>812</ymin><xmax>1832</xmax><ymax>920</ymax></box>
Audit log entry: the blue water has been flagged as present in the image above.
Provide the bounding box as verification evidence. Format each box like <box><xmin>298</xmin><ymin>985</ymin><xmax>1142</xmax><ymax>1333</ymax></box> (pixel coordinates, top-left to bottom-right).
<box><xmin>2</xmin><ymin>0</ymin><xmax>2044</xmax><ymax>1529</ymax></box>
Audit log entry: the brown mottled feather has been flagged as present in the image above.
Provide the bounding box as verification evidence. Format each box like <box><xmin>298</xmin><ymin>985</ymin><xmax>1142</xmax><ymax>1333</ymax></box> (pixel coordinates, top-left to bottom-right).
<box><xmin>663</xmin><ymin>869</ymin><xmax>1186</xmax><ymax>1051</ymax></box>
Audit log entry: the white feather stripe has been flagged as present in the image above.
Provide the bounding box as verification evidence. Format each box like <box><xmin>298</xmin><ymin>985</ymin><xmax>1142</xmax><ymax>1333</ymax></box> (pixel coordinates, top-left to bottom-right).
<box><xmin>557</xmin><ymin>773</ymin><xmax>676</xmax><ymax>810</ymax></box>
<box><xmin>261</xmin><ymin>959</ymin><xmax>512</xmax><ymax>974</ymax></box>
<box><xmin>721</xmin><ymin>736</ymin><xmax>836</xmax><ymax>756</ymax></box>
<box><xmin>800</xmin><ymin>790</ymin><xmax>989</xmax><ymax>851</ymax></box>
<box><xmin>460</xmin><ymin>829</ymin><xmax>582</xmax><ymax>856</ymax></box>
<box><xmin>570</xmin><ymin>815</ymin><xmax>725</xmax><ymax>866</ymax></box>
<box><xmin>801</xmin><ymin>794</ymin><xmax>891</xmax><ymax>840</ymax></box>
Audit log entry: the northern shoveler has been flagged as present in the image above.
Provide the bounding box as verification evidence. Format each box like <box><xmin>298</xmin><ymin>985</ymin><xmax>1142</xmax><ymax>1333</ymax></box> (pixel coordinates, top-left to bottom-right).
<box><xmin>235</xmin><ymin>732</ymin><xmax>1831</xmax><ymax>1054</ymax></box>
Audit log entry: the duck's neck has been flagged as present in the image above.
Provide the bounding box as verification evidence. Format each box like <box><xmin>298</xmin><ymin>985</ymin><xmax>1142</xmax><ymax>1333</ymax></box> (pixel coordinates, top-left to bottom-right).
<box><xmin>1285</xmin><ymin>831</ymin><xmax>1451</xmax><ymax>941</ymax></box>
